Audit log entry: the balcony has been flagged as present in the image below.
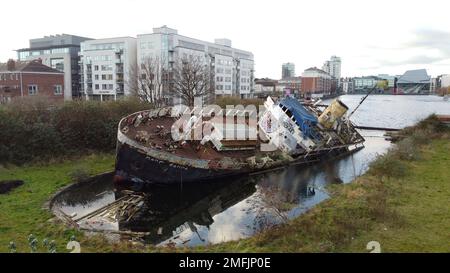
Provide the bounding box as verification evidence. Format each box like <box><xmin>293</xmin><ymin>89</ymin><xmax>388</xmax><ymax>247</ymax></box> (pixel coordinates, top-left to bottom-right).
<box><xmin>116</xmin><ymin>87</ymin><xmax>124</xmax><ymax>94</ymax></box>
<box><xmin>116</xmin><ymin>64</ymin><xmax>124</xmax><ymax>74</ymax></box>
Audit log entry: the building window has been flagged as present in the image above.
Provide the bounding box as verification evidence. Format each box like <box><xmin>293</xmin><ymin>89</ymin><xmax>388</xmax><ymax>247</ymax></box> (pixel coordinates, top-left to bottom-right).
<box><xmin>102</xmin><ymin>74</ymin><xmax>113</xmax><ymax>80</ymax></box>
<box><xmin>95</xmin><ymin>84</ymin><xmax>99</xmax><ymax>90</ymax></box>
<box><xmin>101</xmin><ymin>65</ymin><xmax>113</xmax><ymax>71</ymax></box>
<box><xmin>94</xmin><ymin>65</ymin><xmax>99</xmax><ymax>71</ymax></box>
<box><xmin>50</xmin><ymin>58</ymin><xmax>64</xmax><ymax>72</ymax></box>
<box><xmin>28</xmin><ymin>85</ymin><xmax>38</xmax><ymax>95</ymax></box>
<box><xmin>101</xmin><ymin>84</ymin><xmax>113</xmax><ymax>90</ymax></box>
<box><xmin>95</xmin><ymin>75</ymin><xmax>99</xmax><ymax>80</ymax></box>
<box><xmin>54</xmin><ymin>85</ymin><xmax>63</xmax><ymax>95</ymax></box>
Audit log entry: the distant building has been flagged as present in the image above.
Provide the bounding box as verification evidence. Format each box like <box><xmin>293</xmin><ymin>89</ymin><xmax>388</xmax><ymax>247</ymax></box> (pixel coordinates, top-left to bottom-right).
<box><xmin>137</xmin><ymin>26</ymin><xmax>254</xmax><ymax>104</ymax></box>
<box><xmin>281</xmin><ymin>63</ymin><xmax>295</xmax><ymax>79</ymax></box>
<box><xmin>16</xmin><ymin>34</ymin><xmax>92</xmax><ymax>100</ymax></box>
<box><xmin>440</xmin><ymin>74</ymin><xmax>450</xmax><ymax>88</ymax></box>
<box><xmin>322</xmin><ymin>56</ymin><xmax>341</xmax><ymax>80</ymax></box>
<box><xmin>429</xmin><ymin>77</ymin><xmax>438</xmax><ymax>94</ymax></box>
<box><xmin>0</xmin><ymin>59</ymin><xmax>64</xmax><ymax>103</ymax></box>
<box><xmin>353</xmin><ymin>76</ymin><xmax>380</xmax><ymax>91</ymax></box>
<box><xmin>301</xmin><ymin>67</ymin><xmax>332</xmax><ymax>97</ymax></box>
<box><xmin>342</xmin><ymin>77</ymin><xmax>354</xmax><ymax>93</ymax></box>
<box><xmin>397</xmin><ymin>69</ymin><xmax>431</xmax><ymax>94</ymax></box>
<box><xmin>79</xmin><ymin>37</ymin><xmax>137</xmax><ymax>101</ymax></box>
<box><xmin>254</xmin><ymin>78</ymin><xmax>278</xmax><ymax>97</ymax></box>
<box><xmin>278</xmin><ymin>76</ymin><xmax>302</xmax><ymax>95</ymax></box>
<box><xmin>377</xmin><ymin>74</ymin><xmax>396</xmax><ymax>88</ymax></box>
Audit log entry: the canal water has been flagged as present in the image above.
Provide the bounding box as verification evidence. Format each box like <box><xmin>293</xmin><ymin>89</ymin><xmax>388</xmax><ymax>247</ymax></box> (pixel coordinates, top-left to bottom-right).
<box><xmin>52</xmin><ymin>95</ymin><xmax>450</xmax><ymax>247</ymax></box>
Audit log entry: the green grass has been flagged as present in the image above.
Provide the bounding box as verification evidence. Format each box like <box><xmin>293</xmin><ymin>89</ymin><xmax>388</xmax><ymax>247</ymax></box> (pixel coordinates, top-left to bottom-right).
<box><xmin>0</xmin><ymin>154</ymin><xmax>117</xmax><ymax>253</ymax></box>
<box><xmin>0</xmin><ymin>117</ymin><xmax>449</xmax><ymax>253</ymax></box>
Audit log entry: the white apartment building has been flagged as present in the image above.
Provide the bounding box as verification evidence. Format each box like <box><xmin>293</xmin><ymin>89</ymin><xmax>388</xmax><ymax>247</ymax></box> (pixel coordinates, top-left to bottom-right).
<box><xmin>441</xmin><ymin>74</ymin><xmax>450</xmax><ymax>88</ymax></box>
<box><xmin>322</xmin><ymin>56</ymin><xmax>341</xmax><ymax>80</ymax></box>
<box><xmin>137</xmin><ymin>26</ymin><xmax>254</xmax><ymax>104</ymax></box>
<box><xmin>79</xmin><ymin>37</ymin><xmax>137</xmax><ymax>101</ymax></box>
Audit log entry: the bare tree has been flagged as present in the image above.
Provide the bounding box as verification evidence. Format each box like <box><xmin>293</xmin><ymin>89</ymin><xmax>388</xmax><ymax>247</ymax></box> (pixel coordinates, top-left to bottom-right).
<box><xmin>171</xmin><ymin>55</ymin><xmax>212</xmax><ymax>106</ymax></box>
<box><xmin>128</xmin><ymin>56</ymin><xmax>168</xmax><ymax>107</ymax></box>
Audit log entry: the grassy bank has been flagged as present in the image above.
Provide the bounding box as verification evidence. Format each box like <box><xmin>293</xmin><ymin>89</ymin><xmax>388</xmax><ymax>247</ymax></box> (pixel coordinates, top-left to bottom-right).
<box><xmin>0</xmin><ymin>116</ymin><xmax>449</xmax><ymax>253</ymax></box>
<box><xmin>0</xmin><ymin>154</ymin><xmax>117</xmax><ymax>253</ymax></box>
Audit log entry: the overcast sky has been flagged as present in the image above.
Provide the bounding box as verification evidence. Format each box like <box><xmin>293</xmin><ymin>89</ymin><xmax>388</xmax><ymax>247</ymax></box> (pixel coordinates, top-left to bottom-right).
<box><xmin>2</xmin><ymin>0</ymin><xmax>450</xmax><ymax>78</ymax></box>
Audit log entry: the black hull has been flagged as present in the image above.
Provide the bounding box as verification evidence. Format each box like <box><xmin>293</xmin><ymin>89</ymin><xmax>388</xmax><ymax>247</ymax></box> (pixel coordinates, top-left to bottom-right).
<box><xmin>115</xmin><ymin>139</ymin><xmax>358</xmax><ymax>185</ymax></box>
<box><xmin>115</xmin><ymin>142</ymin><xmax>249</xmax><ymax>185</ymax></box>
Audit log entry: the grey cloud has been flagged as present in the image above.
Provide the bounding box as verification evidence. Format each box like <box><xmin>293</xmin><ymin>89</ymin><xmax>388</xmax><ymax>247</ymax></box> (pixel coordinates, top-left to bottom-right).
<box><xmin>377</xmin><ymin>55</ymin><xmax>443</xmax><ymax>67</ymax></box>
<box><xmin>405</xmin><ymin>29</ymin><xmax>450</xmax><ymax>54</ymax></box>
<box><xmin>364</xmin><ymin>29</ymin><xmax>450</xmax><ymax>67</ymax></box>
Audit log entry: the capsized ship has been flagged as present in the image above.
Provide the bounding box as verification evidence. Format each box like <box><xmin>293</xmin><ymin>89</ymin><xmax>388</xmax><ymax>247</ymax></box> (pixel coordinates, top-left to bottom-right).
<box><xmin>114</xmin><ymin>96</ymin><xmax>365</xmax><ymax>185</ymax></box>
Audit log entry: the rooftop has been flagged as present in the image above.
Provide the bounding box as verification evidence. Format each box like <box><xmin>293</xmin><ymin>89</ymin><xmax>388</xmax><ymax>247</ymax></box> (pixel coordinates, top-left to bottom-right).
<box><xmin>0</xmin><ymin>60</ymin><xmax>63</xmax><ymax>73</ymax></box>
<box><xmin>397</xmin><ymin>69</ymin><xmax>431</xmax><ymax>84</ymax></box>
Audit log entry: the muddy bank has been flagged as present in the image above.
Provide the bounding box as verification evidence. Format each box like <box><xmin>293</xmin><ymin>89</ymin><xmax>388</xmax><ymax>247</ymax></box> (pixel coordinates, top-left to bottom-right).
<box><xmin>0</xmin><ymin>180</ymin><xmax>24</xmax><ymax>194</ymax></box>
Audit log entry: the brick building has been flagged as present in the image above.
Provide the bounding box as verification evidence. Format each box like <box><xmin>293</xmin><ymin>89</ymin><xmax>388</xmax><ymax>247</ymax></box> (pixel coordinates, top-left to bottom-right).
<box><xmin>0</xmin><ymin>59</ymin><xmax>64</xmax><ymax>103</ymax></box>
<box><xmin>301</xmin><ymin>67</ymin><xmax>332</xmax><ymax>97</ymax></box>
<box><xmin>279</xmin><ymin>76</ymin><xmax>302</xmax><ymax>96</ymax></box>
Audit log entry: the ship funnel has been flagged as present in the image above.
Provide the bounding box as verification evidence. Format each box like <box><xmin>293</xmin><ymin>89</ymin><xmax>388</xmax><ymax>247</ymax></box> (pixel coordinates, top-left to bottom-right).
<box><xmin>318</xmin><ymin>99</ymin><xmax>349</xmax><ymax>129</ymax></box>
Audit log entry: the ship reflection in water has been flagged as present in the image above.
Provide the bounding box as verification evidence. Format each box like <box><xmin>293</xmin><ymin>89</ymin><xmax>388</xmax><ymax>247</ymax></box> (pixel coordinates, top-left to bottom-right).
<box><xmin>52</xmin><ymin>130</ymin><xmax>390</xmax><ymax>246</ymax></box>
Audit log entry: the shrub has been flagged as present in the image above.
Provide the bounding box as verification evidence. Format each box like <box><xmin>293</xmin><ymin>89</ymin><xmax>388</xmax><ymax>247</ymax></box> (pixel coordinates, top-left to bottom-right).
<box><xmin>395</xmin><ymin>138</ymin><xmax>421</xmax><ymax>161</ymax></box>
<box><xmin>368</xmin><ymin>153</ymin><xmax>407</xmax><ymax>178</ymax></box>
<box><xmin>0</xmin><ymin>97</ymin><xmax>150</xmax><ymax>165</ymax></box>
<box><xmin>410</xmin><ymin>129</ymin><xmax>429</xmax><ymax>145</ymax></box>
<box><xmin>215</xmin><ymin>96</ymin><xmax>264</xmax><ymax>109</ymax></box>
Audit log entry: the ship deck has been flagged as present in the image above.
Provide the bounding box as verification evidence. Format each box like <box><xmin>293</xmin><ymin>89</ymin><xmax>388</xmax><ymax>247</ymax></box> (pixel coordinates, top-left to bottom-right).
<box><xmin>120</xmin><ymin>114</ymin><xmax>258</xmax><ymax>161</ymax></box>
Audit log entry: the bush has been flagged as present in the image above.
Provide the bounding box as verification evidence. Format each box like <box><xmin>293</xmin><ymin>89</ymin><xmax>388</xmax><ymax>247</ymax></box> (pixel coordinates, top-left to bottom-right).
<box><xmin>215</xmin><ymin>96</ymin><xmax>264</xmax><ymax>109</ymax></box>
<box><xmin>0</xmin><ymin>97</ymin><xmax>150</xmax><ymax>165</ymax></box>
<box><xmin>395</xmin><ymin>138</ymin><xmax>421</xmax><ymax>161</ymax></box>
<box><xmin>368</xmin><ymin>153</ymin><xmax>407</xmax><ymax>178</ymax></box>
<box><xmin>410</xmin><ymin>129</ymin><xmax>429</xmax><ymax>145</ymax></box>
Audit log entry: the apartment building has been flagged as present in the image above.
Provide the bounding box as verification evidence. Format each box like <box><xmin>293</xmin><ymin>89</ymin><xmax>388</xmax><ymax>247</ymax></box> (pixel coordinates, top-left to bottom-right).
<box><xmin>322</xmin><ymin>56</ymin><xmax>341</xmax><ymax>80</ymax></box>
<box><xmin>278</xmin><ymin>76</ymin><xmax>302</xmax><ymax>95</ymax></box>
<box><xmin>137</xmin><ymin>26</ymin><xmax>254</xmax><ymax>104</ymax></box>
<box><xmin>79</xmin><ymin>37</ymin><xmax>137</xmax><ymax>101</ymax></box>
<box><xmin>281</xmin><ymin>63</ymin><xmax>295</xmax><ymax>79</ymax></box>
<box><xmin>301</xmin><ymin>67</ymin><xmax>332</xmax><ymax>97</ymax></box>
<box><xmin>0</xmin><ymin>59</ymin><xmax>64</xmax><ymax>103</ymax></box>
<box><xmin>16</xmin><ymin>34</ymin><xmax>92</xmax><ymax>100</ymax></box>
<box><xmin>353</xmin><ymin>76</ymin><xmax>380</xmax><ymax>91</ymax></box>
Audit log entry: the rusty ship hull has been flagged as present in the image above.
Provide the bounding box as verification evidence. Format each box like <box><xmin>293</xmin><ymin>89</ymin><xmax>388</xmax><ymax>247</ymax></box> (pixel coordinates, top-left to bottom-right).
<box><xmin>115</xmin><ymin>140</ymin><xmax>251</xmax><ymax>184</ymax></box>
<box><xmin>114</xmin><ymin>98</ymin><xmax>365</xmax><ymax>185</ymax></box>
<box><xmin>115</xmin><ymin>137</ymin><xmax>357</xmax><ymax>185</ymax></box>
